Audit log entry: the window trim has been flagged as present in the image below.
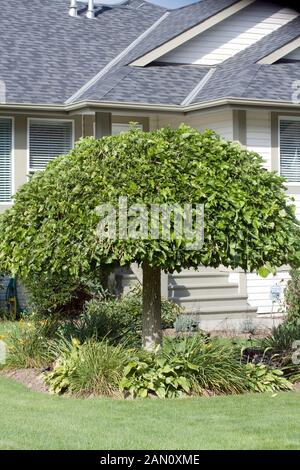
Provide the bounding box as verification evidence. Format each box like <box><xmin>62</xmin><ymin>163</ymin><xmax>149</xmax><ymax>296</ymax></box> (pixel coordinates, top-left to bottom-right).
<box><xmin>27</xmin><ymin>117</ymin><xmax>75</xmax><ymax>174</ymax></box>
<box><xmin>278</xmin><ymin>115</ymin><xmax>300</xmax><ymax>187</ymax></box>
<box><xmin>0</xmin><ymin>115</ymin><xmax>14</xmax><ymax>205</ymax></box>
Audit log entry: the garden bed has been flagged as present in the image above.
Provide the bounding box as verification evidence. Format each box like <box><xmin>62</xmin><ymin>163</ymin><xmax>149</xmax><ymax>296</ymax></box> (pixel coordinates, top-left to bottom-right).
<box><xmin>0</xmin><ymin>368</ymin><xmax>49</xmax><ymax>394</ymax></box>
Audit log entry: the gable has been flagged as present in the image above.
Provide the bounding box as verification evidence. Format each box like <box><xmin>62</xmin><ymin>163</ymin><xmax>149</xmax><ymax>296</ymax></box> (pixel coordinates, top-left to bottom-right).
<box><xmin>282</xmin><ymin>46</ymin><xmax>300</xmax><ymax>61</ymax></box>
<box><xmin>158</xmin><ymin>3</ymin><xmax>298</xmax><ymax>66</ymax></box>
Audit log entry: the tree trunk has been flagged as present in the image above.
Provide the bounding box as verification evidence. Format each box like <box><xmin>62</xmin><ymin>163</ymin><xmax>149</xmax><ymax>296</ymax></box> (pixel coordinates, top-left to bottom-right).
<box><xmin>142</xmin><ymin>262</ymin><xmax>162</xmax><ymax>351</ymax></box>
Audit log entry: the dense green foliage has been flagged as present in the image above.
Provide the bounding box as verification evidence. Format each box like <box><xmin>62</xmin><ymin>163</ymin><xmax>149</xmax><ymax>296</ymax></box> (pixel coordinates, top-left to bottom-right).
<box><xmin>1</xmin><ymin>318</ymin><xmax>295</xmax><ymax>399</ymax></box>
<box><xmin>0</xmin><ymin>126</ymin><xmax>299</xmax><ymax>281</ymax></box>
<box><xmin>5</xmin><ymin>320</ymin><xmax>56</xmax><ymax>369</ymax></box>
<box><xmin>3</xmin><ymin>288</ymin><xmax>179</xmax><ymax>367</ymax></box>
<box><xmin>24</xmin><ymin>271</ymin><xmax>108</xmax><ymax>316</ymax></box>
<box><xmin>120</xmin><ymin>336</ymin><xmax>248</xmax><ymax>398</ymax></box>
<box><xmin>285</xmin><ymin>269</ymin><xmax>300</xmax><ymax>325</ymax></box>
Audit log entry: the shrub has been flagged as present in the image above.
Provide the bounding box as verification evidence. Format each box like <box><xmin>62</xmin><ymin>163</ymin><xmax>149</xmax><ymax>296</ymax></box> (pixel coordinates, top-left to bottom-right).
<box><xmin>24</xmin><ymin>271</ymin><xmax>108</xmax><ymax>317</ymax></box>
<box><xmin>285</xmin><ymin>269</ymin><xmax>300</xmax><ymax>325</ymax></box>
<box><xmin>45</xmin><ymin>339</ymin><xmax>128</xmax><ymax>397</ymax></box>
<box><xmin>120</xmin><ymin>336</ymin><xmax>248</xmax><ymax>398</ymax></box>
<box><xmin>245</xmin><ymin>363</ymin><xmax>293</xmax><ymax>393</ymax></box>
<box><xmin>64</xmin><ymin>286</ymin><xmax>180</xmax><ymax>347</ymax></box>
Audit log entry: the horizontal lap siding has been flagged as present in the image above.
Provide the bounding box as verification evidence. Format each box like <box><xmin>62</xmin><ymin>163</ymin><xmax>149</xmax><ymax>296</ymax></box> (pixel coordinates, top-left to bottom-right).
<box><xmin>161</xmin><ymin>5</ymin><xmax>298</xmax><ymax>65</ymax></box>
<box><xmin>247</xmin><ymin>271</ymin><xmax>290</xmax><ymax>315</ymax></box>
<box><xmin>246</xmin><ymin>109</ymin><xmax>272</xmax><ymax>169</ymax></box>
<box><xmin>187</xmin><ymin>110</ymin><xmax>233</xmax><ymax>140</ymax></box>
<box><xmin>153</xmin><ymin>110</ymin><xmax>233</xmax><ymax>140</ymax></box>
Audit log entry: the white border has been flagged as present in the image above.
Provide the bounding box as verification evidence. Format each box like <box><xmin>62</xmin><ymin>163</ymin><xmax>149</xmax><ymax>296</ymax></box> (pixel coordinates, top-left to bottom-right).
<box><xmin>0</xmin><ymin>115</ymin><xmax>14</xmax><ymax>205</ymax></box>
<box><xmin>278</xmin><ymin>115</ymin><xmax>300</xmax><ymax>186</ymax></box>
<box><xmin>27</xmin><ymin>117</ymin><xmax>75</xmax><ymax>175</ymax></box>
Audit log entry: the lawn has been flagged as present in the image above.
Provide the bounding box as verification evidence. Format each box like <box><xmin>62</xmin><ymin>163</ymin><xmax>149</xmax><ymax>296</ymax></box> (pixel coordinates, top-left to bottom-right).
<box><xmin>0</xmin><ymin>376</ymin><xmax>299</xmax><ymax>450</ymax></box>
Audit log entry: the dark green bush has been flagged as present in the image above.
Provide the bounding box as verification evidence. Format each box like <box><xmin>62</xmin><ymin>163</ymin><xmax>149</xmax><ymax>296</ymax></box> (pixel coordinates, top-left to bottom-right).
<box><xmin>61</xmin><ymin>286</ymin><xmax>180</xmax><ymax>347</ymax></box>
<box><xmin>24</xmin><ymin>270</ymin><xmax>109</xmax><ymax>317</ymax></box>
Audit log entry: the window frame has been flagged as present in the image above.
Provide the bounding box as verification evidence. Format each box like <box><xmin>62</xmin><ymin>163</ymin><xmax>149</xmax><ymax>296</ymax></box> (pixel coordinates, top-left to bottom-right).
<box><xmin>27</xmin><ymin>117</ymin><xmax>75</xmax><ymax>174</ymax></box>
<box><xmin>278</xmin><ymin>115</ymin><xmax>300</xmax><ymax>187</ymax></box>
<box><xmin>0</xmin><ymin>116</ymin><xmax>14</xmax><ymax>205</ymax></box>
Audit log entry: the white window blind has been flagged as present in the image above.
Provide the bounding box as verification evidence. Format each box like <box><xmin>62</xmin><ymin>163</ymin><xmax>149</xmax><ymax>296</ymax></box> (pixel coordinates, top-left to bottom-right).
<box><xmin>29</xmin><ymin>120</ymin><xmax>73</xmax><ymax>171</ymax></box>
<box><xmin>280</xmin><ymin>119</ymin><xmax>300</xmax><ymax>182</ymax></box>
<box><xmin>0</xmin><ymin>118</ymin><xmax>12</xmax><ymax>202</ymax></box>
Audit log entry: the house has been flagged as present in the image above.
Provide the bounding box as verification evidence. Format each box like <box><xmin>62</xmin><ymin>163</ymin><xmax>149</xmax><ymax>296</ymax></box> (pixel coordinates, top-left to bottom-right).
<box><xmin>1</xmin><ymin>0</ymin><xmax>300</xmax><ymax>329</ymax></box>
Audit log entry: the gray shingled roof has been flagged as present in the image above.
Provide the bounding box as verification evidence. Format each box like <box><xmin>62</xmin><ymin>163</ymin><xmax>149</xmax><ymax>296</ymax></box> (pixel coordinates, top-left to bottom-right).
<box><xmin>0</xmin><ymin>0</ymin><xmax>299</xmax><ymax>108</ymax></box>
<box><xmin>0</xmin><ymin>0</ymin><xmax>164</xmax><ymax>104</ymax></box>
<box><xmin>80</xmin><ymin>65</ymin><xmax>210</xmax><ymax>105</ymax></box>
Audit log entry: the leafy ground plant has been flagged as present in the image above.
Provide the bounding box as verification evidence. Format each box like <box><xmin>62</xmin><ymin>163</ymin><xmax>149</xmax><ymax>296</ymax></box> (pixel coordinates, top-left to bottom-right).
<box><xmin>120</xmin><ymin>336</ymin><xmax>249</xmax><ymax>398</ymax></box>
<box><xmin>245</xmin><ymin>363</ymin><xmax>293</xmax><ymax>393</ymax></box>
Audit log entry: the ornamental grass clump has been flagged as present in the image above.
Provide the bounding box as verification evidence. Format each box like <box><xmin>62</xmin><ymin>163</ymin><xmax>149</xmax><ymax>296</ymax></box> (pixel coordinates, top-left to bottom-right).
<box><xmin>45</xmin><ymin>338</ymin><xmax>128</xmax><ymax>397</ymax></box>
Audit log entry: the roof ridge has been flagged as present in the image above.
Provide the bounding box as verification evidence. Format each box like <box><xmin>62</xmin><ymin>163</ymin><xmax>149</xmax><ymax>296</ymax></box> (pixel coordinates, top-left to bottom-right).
<box><xmin>181</xmin><ymin>67</ymin><xmax>215</xmax><ymax>106</ymax></box>
<box><xmin>65</xmin><ymin>10</ymin><xmax>170</xmax><ymax>105</ymax></box>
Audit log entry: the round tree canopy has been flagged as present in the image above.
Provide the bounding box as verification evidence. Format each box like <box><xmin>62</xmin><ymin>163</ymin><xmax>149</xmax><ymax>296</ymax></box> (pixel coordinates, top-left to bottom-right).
<box><xmin>0</xmin><ymin>125</ymin><xmax>299</xmax><ymax>279</ymax></box>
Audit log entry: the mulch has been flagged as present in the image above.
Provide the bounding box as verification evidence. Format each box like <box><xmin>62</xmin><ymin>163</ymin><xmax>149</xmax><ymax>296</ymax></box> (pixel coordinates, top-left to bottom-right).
<box><xmin>0</xmin><ymin>368</ymin><xmax>49</xmax><ymax>393</ymax></box>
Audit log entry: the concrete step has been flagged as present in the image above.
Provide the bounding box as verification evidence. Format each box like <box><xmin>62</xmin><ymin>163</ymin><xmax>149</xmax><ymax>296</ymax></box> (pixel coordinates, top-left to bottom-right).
<box><xmin>172</xmin><ymin>294</ymin><xmax>249</xmax><ymax>310</ymax></box>
<box><xmin>179</xmin><ymin>305</ymin><xmax>258</xmax><ymax>320</ymax></box>
<box><xmin>169</xmin><ymin>282</ymin><xmax>239</xmax><ymax>298</ymax></box>
<box><xmin>170</xmin><ymin>271</ymin><xmax>229</xmax><ymax>285</ymax></box>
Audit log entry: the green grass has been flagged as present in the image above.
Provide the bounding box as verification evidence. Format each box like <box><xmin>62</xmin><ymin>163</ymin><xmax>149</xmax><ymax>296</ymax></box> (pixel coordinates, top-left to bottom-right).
<box><xmin>0</xmin><ymin>376</ymin><xmax>299</xmax><ymax>450</ymax></box>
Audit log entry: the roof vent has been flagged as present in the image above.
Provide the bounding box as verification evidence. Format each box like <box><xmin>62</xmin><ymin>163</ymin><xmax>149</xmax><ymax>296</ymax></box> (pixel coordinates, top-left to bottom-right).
<box><xmin>69</xmin><ymin>0</ymin><xmax>78</xmax><ymax>17</ymax></box>
<box><xmin>86</xmin><ymin>0</ymin><xmax>95</xmax><ymax>18</ymax></box>
<box><xmin>70</xmin><ymin>0</ymin><xmax>129</xmax><ymax>19</ymax></box>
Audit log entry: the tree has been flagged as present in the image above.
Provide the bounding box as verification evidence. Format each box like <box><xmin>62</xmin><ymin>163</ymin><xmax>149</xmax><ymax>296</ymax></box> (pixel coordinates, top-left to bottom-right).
<box><xmin>0</xmin><ymin>125</ymin><xmax>299</xmax><ymax>349</ymax></box>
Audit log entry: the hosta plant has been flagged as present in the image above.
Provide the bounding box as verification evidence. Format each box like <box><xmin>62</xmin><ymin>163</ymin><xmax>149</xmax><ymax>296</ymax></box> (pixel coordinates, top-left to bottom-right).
<box><xmin>245</xmin><ymin>363</ymin><xmax>293</xmax><ymax>393</ymax></box>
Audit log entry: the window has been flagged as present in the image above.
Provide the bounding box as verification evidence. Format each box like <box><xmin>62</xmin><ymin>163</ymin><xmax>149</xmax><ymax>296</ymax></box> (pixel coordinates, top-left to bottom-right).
<box><xmin>0</xmin><ymin>117</ymin><xmax>13</xmax><ymax>202</ymax></box>
<box><xmin>279</xmin><ymin>118</ymin><xmax>300</xmax><ymax>183</ymax></box>
<box><xmin>29</xmin><ymin>119</ymin><xmax>73</xmax><ymax>172</ymax></box>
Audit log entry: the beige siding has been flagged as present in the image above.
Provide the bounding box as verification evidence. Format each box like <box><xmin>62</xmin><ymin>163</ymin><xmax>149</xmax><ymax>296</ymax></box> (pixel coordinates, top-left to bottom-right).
<box><xmin>246</xmin><ymin>109</ymin><xmax>272</xmax><ymax>169</ymax></box>
<box><xmin>186</xmin><ymin>110</ymin><xmax>233</xmax><ymax>140</ymax></box>
<box><xmin>247</xmin><ymin>271</ymin><xmax>289</xmax><ymax>315</ymax></box>
<box><xmin>153</xmin><ymin>110</ymin><xmax>233</xmax><ymax>140</ymax></box>
<box><xmin>161</xmin><ymin>5</ymin><xmax>298</xmax><ymax>65</ymax></box>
